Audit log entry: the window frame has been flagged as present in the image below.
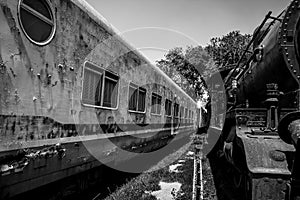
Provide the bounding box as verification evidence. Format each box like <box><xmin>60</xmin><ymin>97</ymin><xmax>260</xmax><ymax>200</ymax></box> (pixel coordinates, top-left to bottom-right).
<box><xmin>128</xmin><ymin>82</ymin><xmax>147</xmax><ymax>113</ymax></box>
<box><xmin>18</xmin><ymin>0</ymin><xmax>56</xmax><ymax>46</ymax></box>
<box><xmin>103</xmin><ymin>71</ymin><xmax>119</xmax><ymax>108</ymax></box>
<box><xmin>82</xmin><ymin>65</ymin><xmax>103</xmax><ymax>106</ymax></box>
<box><xmin>180</xmin><ymin>106</ymin><xmax>184</xmax><ymax>122</ymax></box>
<box><xmin>165</xmin><ymin>99</ymin><xmax>172</xmax><ymax>117</ymax></box>
<box><xmin>173</xmin><ymin>103</ymin><xmax>179</xmax><ymax>118</ymax></box>
<box><xmin>192</xmin><ymin>111</ymin><xmax>194</xmax><ymax>123</ymax></box>
<box><xmin>81</xmin><ymin>61</ymin><xmax>119</xmax><ymax>110</ymax></box>
<box><xmin>151</xmin><ymin>92</ymin><xmax>162</xmax><ymax>116</ymax></box>
<box><xmin>184</xmin><ymin>108</ymin><xmax>188</xmax><ymax>123</ymax></box>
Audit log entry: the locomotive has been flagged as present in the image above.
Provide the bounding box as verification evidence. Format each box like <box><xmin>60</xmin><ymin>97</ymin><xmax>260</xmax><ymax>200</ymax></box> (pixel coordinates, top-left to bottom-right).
<box><xmin>207</xmin><ymin>0</ymin><xmax>300</xmax><ymax>199</ymax></box>
<box><xmin>0</xmin><ymin>0</ymin><xmax>199</xmax><ymax>199</ymax></box>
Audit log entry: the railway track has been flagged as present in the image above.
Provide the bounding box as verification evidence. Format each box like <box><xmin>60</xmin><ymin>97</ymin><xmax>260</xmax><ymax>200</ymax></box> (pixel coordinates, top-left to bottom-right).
<box><xmin>193</xmin><ymin>135</ymin><xmax>217</xmax><ymax>200</ymax></box>
<box><xmin>193</xmin><ymin>135</ymin><xmax>204</xmax><ymax>200</ymax></box>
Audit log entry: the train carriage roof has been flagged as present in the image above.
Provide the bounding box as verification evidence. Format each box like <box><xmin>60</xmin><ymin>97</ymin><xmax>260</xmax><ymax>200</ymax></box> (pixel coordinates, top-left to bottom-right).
<box><xmin>72</xmin><ymin>0</ymin><xmax>196</xmax><ymax>103</ymax></box>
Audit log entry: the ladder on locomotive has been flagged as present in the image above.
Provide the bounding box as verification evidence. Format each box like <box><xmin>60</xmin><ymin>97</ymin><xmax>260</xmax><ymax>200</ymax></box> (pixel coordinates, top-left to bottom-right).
<box><xmin>225</xmin><ymin>11</ymin><xmax>284</xmax><ymax>87</ymax></box>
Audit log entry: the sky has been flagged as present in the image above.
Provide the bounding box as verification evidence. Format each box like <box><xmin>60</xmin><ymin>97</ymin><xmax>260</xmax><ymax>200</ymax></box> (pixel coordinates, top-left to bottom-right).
<box><xmin>86</xmin><ymin>0</ymin><xmax>289</xmax><ymax>63</ymax></box>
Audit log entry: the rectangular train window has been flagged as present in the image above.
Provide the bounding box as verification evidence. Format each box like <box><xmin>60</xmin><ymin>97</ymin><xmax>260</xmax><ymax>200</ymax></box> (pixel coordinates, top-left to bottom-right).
<box><xmin>180</xmin><ymin>106</ymin><xmax>184</xmax><ymax>122</ymax></box>
<box><xmin>82</xmin><ymin>62</ymin><xmax>119</xmax><ymax>109</ymax></box>
<box><xmin>138</xmin><ymin>88</ymin><xmax>146</xmax><ymax>112</ymax></box>
<box><xmin>165</xmin><ymin>99</ymin><xmax>172</xmax><ymax>116</ymax></box>
<box><xmin>173</xmin><ymin>103</ymin><xmax>179</xmax><ymax>125</ymax></box>
<box><xmin>151</xmin><ymin>93</ymin><xmax>162</xmax><ymax>114</ymax></box>
<box><xmin>129</xmin><ymin>83</ymin><xmax>138</xmax><ymax>111</ymax></box>
<box><xmin>192</xmin><ymin>111</ymin><xmax>194</xmax><ymax>122</ymax></box>
<box><xmin>103</xmin><ymin>71</ymin><xmax>119</xmax><ymax>108</ymax></box>
<box><xmin>185</xmin><ymin>108</ymin><xmax>188</xmax><ymax>123</ymax></box>
<box><xmin>173</xmin><ymin>103</ymin><xmax>179</xmax><ymax>117</ymax></box>
<box><xmin>128</xmin><ymin>83</ymin><xmax>147</xmax><ymax>112</ymax></box>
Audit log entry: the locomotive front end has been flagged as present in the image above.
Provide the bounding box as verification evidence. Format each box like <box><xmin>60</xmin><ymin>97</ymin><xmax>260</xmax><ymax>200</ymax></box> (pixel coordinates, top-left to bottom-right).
<box><xmin>207</xmin><ymin>1</ymin><xmax>300</xmax><ymax>199</ymax></box>
<box><xmin>232</xmin><ymin>1</ymin><xmax>300</xmax><ymax>109</ymax></box>
<box><xmin>278</xmin><ymin>2</ymin><xmax>300</xmax><ymax>196</ymax></box>
<box><xmin>281</xmin><ymin>0</ymin><xmax>300</xmax><ymax>86</ymax></box>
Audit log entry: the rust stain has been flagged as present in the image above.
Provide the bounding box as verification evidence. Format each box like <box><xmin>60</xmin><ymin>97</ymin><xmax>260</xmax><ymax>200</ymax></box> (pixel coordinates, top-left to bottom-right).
<box><xmin>1</xmin><ymin>5</ymin><xmax>32</xmax><ymax>72</ymax></box>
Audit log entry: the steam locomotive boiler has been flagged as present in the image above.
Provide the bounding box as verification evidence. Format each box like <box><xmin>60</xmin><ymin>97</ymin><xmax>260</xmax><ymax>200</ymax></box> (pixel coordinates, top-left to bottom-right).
<box><xmin>207</xmin><ymin>0</ymin><xmax>300</xmax><ymax>199</ymax></box>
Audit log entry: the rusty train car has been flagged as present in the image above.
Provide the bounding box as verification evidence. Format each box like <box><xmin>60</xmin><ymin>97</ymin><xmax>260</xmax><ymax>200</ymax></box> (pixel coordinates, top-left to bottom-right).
<box><xmin>0</xmin><ymin>0</ymin><xmax>198</xmax><ymax>198</ymax></box>
<box><xmin>207</xmin><ymin>0</ymin><xmax>300</xmax><ymax>199</ymax></box>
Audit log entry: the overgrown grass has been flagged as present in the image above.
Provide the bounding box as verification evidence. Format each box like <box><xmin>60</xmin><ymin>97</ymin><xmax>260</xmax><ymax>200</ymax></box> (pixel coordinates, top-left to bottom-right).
<box><xmin>202</xmin><ymin>157</ymin><xmax>217</xmax><ymax>200</ymax></box>
<box><xmin>103</xmin><ymin>142</ymin><xmax>194</xmax><ymax>200</ymax></box>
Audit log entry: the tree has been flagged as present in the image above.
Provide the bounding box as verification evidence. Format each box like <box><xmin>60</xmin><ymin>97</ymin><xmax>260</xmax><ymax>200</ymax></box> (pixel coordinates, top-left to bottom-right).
<box><xmin>205</xmin><ymin>31</ymin><xmax>251</xmax><ymax>70</ymax></box>
<box><xmin>156</xmin><ymin>46</ymin><xmax>211</xmax><ymax>100</ymax></box>
<box><xmin>155</xmin><ymin>30</ymin><xmax>251</xmax><ymax>101</ymax></box>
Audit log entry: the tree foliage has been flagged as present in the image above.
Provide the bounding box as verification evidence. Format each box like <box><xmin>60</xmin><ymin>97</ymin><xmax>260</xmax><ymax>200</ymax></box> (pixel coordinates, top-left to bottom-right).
<box><xmin>205</xmin><ymin>30</ymin><xmax>251</xmax><ymax>70</ymax></box>
<box><xmin>155</xmin><ymin>30</ymin><xmax>251</xmax><ymax>101</ymax></box>
<box><xmin>156</xmin><ymin>46</ymin><xmax>211</xmax><ymax>100</ymax></box>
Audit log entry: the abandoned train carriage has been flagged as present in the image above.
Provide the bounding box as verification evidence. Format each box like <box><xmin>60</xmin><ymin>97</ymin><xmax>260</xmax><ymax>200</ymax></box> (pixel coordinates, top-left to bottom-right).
<box><xmin>0</xmin><ymin>0</ymin><xmax>198</xmax><ymax>198</ymax></box>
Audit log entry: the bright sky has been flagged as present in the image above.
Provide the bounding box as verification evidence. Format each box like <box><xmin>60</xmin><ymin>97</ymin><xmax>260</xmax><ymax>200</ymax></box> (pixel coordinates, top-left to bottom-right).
<box><xmin>86</xmin><ymin>0</ymin><xmax>289</xmax><ymax>63</ymax></box>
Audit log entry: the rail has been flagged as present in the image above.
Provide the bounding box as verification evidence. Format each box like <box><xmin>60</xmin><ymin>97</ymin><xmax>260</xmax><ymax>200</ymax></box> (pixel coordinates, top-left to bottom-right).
<box><xmin>192</xmin><ymin>136</ymin><xmax>204</xmax><ymax>200</ymax></box>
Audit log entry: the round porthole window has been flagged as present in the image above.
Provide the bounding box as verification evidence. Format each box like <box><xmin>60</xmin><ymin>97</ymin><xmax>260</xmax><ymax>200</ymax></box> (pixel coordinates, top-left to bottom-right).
<box><xmin>18</xmin><ymin>0</ymin><xmax>56</xmax><ymax>46</ymax></box>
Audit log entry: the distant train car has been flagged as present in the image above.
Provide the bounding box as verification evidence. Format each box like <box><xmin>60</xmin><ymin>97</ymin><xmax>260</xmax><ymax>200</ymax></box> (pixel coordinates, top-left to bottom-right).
<box><xmin>0</xmin><ymin>0</ymin><xmax>198</xmax><ymax>198</ymax></box>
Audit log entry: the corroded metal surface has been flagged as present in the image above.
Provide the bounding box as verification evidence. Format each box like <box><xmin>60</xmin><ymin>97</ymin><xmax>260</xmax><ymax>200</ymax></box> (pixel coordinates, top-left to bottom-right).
<box><xmin>251</xmin><ymin>176</ymin><xmax>288</xmax><ymax>200</ymax></box>
<box><xmin>206</xmin><ymin>1</ymin><xmax>300</xmax><ymax>199</ymax></box>
<box><xmin>237</xmin><ymin>132</ymin><xmax>295</xmax><ymax>175</ymax></box>
<box><xmin>0</xmin><ymin>0</ymin><xmax>199</xmax><ymax>198</ymax></box>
